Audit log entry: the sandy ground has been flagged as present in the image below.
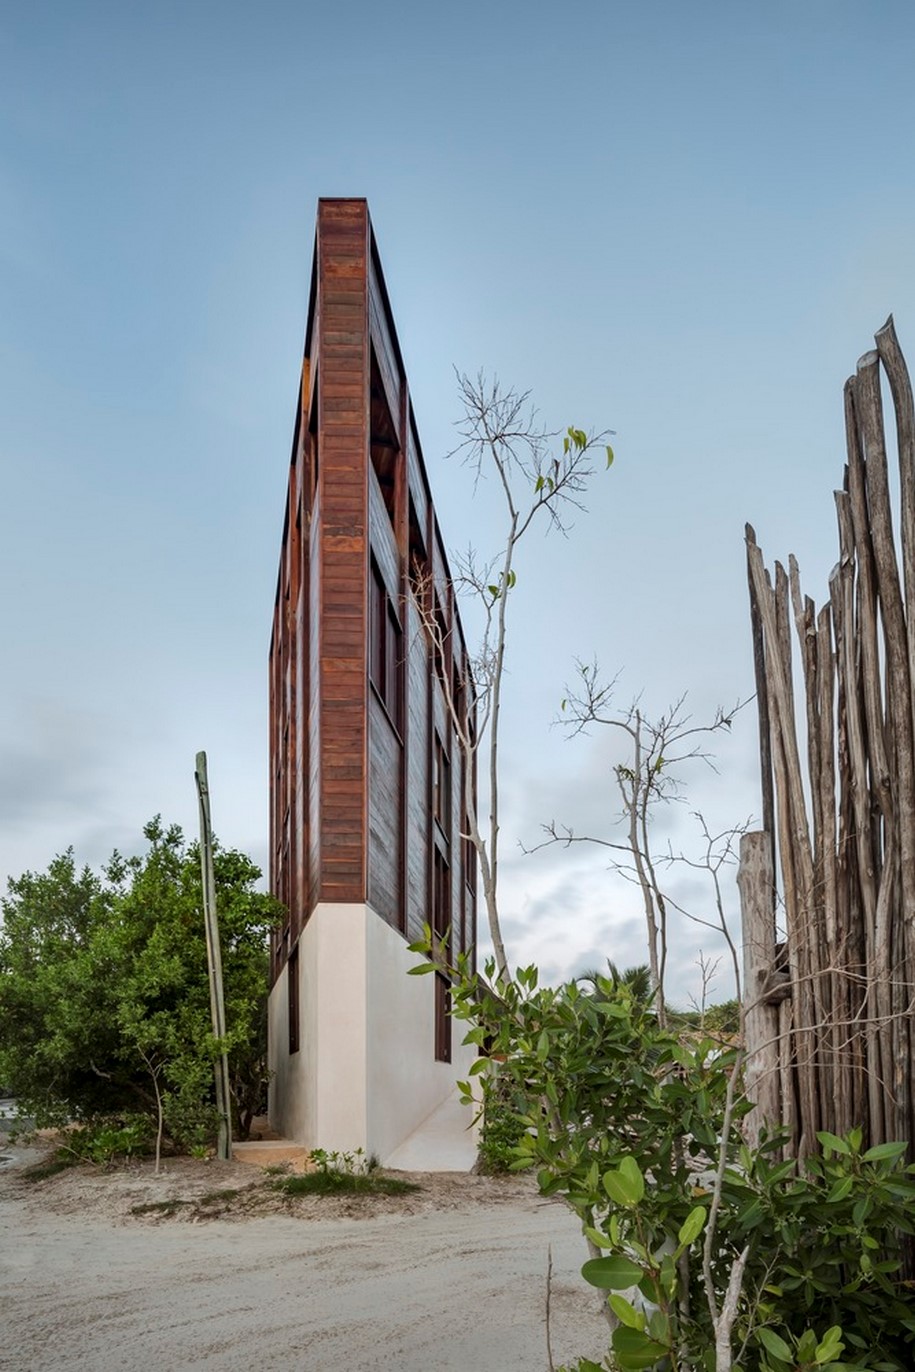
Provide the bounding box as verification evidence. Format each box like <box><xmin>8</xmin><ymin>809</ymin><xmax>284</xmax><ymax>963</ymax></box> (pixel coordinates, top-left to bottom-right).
<box><xmin>0</xmin><ymin>1142</ymin><xmax>610</xmax><ymax>1371</ymax></box>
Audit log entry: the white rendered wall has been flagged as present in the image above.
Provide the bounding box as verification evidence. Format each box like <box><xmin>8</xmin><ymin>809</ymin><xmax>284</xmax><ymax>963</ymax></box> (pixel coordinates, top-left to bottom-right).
<box><xmin>365</xmin><ymin>910</ymin><xmax>476</xmax><ymax>1163</ymax></box>
<box><xmin>267</xmin><ymin>903</ymin><xmax>476</xmax><ymax>1166</ymax></box>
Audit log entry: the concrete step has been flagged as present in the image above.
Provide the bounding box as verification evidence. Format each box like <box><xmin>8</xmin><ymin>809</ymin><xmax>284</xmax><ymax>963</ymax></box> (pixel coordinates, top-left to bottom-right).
<box><xmin>383</xmin><ymin>1087</ymin><xmax>478</xmax><ymax>1172</ymax></box>
<box><xmin>232</xmin><ymin>1140</ymin><xmax>311</xmax><ymax>1173</ymax></box>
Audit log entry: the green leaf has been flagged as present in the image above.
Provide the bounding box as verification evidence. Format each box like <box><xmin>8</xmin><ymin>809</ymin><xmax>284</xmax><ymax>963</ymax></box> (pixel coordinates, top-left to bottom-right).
<box><xmin>611</xmin><ymin>1326</ymin><xmax>669</xmax><ymax>1369</ymax></box>
<box><xmin>852</xmin><ymin>1195</ymin><xmax>870</xmax><ymax>1226</ymax></box>
<box><xmin>757</xmin><ymin>1328</ymin><xmax>793</xmax><ymax>1361</ymax></box>
<box><xmin>594</xmin><ymin>1000</ymin><xmax>628</xmax><ymax>1018</ymax></box>
<box><xmin>618</xmin><ymin>1156</ymin><xmax>645</xmax><ymax>1203</ymax></box>
<box><xmin>815</xmin><ymin>1327</ymin><xmax>845</xmax><ymax>1363</ymax></box>
<box><xmin>603</xmin><ymin>1167</ymin><xmax>636</xmax><ymax>1207</ymax></box>
<box><xmin>816</xmin><ymin>1131</ymin><xmax>850</xmax><ymax>1155</ymax></box>
<box><xmin>581</xmin><ymin>1254</ymin><xmax>644</xmax><ymax>1289</ymax></box>
<box><xmin>677</xmin><ymin>1204</ymin><xmax>707</xmax><ymax>1248</ymax></box>
<box><xmin>608</xmin><ymin>1294</ymin><xmax>645</xmax><ymax>1329</ymax></box>
<box><xmin>827</xmin><ymin>1176</ymin><xmax>854</xmax><ymax>1203</ymax></box>
<box><xmin>602</xmin><ymin>1157</ymin><xmax>644</xmax><ymax>1207</ymax></box>
<box><xmin>797</xmin><ymin>1329</ymin><xmax>818</xmax><ymax>1362</ymax></box>
<box><xmin>406</xmin><ymin>961</ymin><xmax>436</xmax><ymax>975</ymax></box>
<box><xmin>862</xmin><ymin>1140</ymin><xmax>907</xmax><ymax>1162</ymax></box>
<box><xmin>606</xmin><ymin>444</ymin><xmax>615</xmax><ymax>467</ymax></box>
<box><xmin>647</xmin><ymin>1309</ymin><xmax>670</xmax><ymax>1344</ymax></box>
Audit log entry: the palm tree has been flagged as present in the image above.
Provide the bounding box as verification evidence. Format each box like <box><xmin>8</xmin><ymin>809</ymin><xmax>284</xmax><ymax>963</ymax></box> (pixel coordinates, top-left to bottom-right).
<box><xmin>578</xmin><ymin>961</ymin><xmax>653</xmax><ymax>1005</ymax></box>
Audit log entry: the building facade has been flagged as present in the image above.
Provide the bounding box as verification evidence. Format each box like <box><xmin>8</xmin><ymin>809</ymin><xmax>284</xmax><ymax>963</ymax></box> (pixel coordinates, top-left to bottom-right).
<box><xmin>267</xmin><ymin>199</ymin><xmax>477</xmax><ymax>1167</ymax></box>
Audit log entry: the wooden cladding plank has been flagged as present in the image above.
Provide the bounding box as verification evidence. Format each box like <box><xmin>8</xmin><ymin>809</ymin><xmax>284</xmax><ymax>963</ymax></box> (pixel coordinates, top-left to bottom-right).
<box><xmin>323</xmin><ymin>537</ymin><xmax>362</xmax><ymax>554</ymax></box>
<box><xmin>323</xmin><ymin>381</ymin><xmax>366</xmax><ymax>400</ymax></box>
<box><xmin>325</xmin><ymin>259</ymin><xmax>367</xmax><ymax>279</ymax></box>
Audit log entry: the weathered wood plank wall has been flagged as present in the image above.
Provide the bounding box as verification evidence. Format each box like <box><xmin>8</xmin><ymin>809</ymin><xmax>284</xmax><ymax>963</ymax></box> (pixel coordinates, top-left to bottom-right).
<box><xmin>741</xmin><ymin>317</ymin><xmax>915</xmax><ymax>1168</ymax></box>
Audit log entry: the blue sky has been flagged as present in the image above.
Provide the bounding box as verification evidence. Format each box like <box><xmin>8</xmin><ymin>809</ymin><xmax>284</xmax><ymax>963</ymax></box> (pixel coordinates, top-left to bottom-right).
<box><xmin>4</xmin><ymin>1</ymin><xmax>915</xmax><ymax>1001</ymax></box>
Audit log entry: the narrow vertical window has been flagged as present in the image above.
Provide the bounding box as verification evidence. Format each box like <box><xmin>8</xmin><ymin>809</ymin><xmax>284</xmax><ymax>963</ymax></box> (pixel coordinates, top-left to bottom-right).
<box><xmin>369</xmin><ymin>557</ymin><xmax>403</xmax><ymax>729</ymax></box>
<box><xmin>434</xmin><ymin>972</ymin><xmax>451</xmax><ymax>1063</ymax></box>
<box><xmin>288</xmin><ymin>945</ymin><xmax>300</xmax><ymax>1055</ymax></box>
<box><xmin>433</xmin><ymin>734</ymin><xmax>451</xmax><ymax>835</ymax></box>
<box><xmin>433</xmin><ymin>849</ymin><xmax>451</xmax><ymax>1063</ymax></box>
<box><xmin>370</xmin><ymin>563</ymin><xmax>386</xmax><ymax>699</ymax></box>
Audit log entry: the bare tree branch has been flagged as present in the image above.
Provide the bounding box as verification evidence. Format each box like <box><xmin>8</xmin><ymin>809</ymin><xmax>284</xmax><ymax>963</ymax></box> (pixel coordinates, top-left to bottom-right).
<box><xmin>535</xmin><ymin>670</ymin><xmax>749</xmax><ymax>1021</ymax></box>
<box><xmin>412</xmin><ymin>373</ymin><xmax>613</xmax><ymax>980</ymax></box>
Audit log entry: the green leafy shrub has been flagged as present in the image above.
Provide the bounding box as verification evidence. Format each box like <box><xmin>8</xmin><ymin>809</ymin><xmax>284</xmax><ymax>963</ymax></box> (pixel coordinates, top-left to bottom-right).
<box><xmin>478</xmin><ymin>1093</ymin><xmax>528</xmax><ymax>1173</ymax></box>
<box><xmin>62</xmin><ymin>1113</ymin><xmax>153</xmax><ymax>1165</ymax></box>
<box><xmin>728</xmin><ymin>1130</ymin><xmax>915</xmax><ymax>1368</ymax></box>
<box><xmin>416</xmin><ymin>941</ymin><xmax>915</xmax><ymax>1372</ymax></box>
<box><xmin>0</xmin><ymin>820</ymin><xmax>283</xmax><ymax>1153</ymax></box>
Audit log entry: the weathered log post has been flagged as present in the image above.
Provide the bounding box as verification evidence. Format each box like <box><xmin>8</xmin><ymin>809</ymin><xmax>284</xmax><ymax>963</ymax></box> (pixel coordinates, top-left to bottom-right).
<box><xmin>737</xmin><ymin>830</ymin><xmax>784</xmax><ymax>1147</ymax></box>
<box><xmin>195</xmin><ymin>751</ymin><xmax>232</xmax><ymax>1162</ymax></box>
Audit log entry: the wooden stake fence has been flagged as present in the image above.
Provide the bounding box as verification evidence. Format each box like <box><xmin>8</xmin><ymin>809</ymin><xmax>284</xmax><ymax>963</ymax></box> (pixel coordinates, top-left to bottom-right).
<box><xmin>740</xmin><ymin>316</ymin><xmax>915</xmax><ymax>1168</ymax></box>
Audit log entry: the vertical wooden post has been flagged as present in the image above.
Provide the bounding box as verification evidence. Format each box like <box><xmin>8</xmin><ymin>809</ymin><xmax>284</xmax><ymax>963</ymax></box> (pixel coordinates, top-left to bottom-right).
<box><xmin>195</xmin><ymin>751</ymin><xmax>232</xmax><ymax>1162</ymax></box>
<box><xmin>738</xmin><ymin>831</ymin><xmax>783</xmax><ymax>1147</ymax></box>
<box><xmin>746</xmin><ymin>525</ymin><xmax>775</xmax><ymax>844</ymax></box>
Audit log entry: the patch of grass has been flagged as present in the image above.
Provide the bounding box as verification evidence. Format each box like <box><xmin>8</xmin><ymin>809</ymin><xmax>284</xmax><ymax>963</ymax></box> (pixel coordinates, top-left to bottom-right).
<box><xmin>270</xmin><ymin>1170</ymin><xmax>421</xmax><ymax>1198</ymax></box>
<box><xmin>197</xmin><ymin>1188</ymin><xmax>241</xmax><ymax>1206</ymax></box>
<box><xmin>261</xmin><ymin>1163</ymin><xmax>290</xmax><ymax>1177</ymax></box>
<box><xmin>130</xmin><ymin>1199</ymin><xmax>191</xmax><ymax>1216</ymax></box>
<box><xmin>21</xmin><ymin>1156</ymin><xmax>78</xmax><ymax>1183</ymax></box>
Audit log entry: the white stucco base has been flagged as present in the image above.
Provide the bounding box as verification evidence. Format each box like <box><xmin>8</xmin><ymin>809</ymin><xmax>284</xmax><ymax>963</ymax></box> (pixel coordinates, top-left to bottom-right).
<box><xmin>267</xmin><ymin>904</ymin><xmax>478</xmax><ymax>1170</ymax></box>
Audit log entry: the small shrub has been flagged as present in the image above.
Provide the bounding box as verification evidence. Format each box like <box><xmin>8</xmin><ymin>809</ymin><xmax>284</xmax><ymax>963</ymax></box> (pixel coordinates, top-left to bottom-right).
<box><xmin>62</xmin><ymin>1114</ymin><xmax>153</xmax><ymax>1166</ymax></box>
<box><xmin>477</xmin><ymin>1095</ymin><xmax>527</xmax><ymax>1174</ymax></box>
<box><xmin>310</xmin><ymin>1145</ymin><xmax>374</xmax><ymax>1176</ymax></box>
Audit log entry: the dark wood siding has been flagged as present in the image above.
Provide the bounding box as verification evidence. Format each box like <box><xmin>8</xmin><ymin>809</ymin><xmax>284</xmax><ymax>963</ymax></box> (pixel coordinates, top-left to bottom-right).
<box><xmin>269</xmin><ymin>199</ymin><xmax>476</xmax><ymax>987</ymax></box>
<box><xmin>316</xmin><ymin>200</ymin><xmax>369</xmax><ymax>904</ymax></box>
<box><xmin>307</xmin><ymin>495</ymin><xmax>322</xmax><ymax>919</ymax></box>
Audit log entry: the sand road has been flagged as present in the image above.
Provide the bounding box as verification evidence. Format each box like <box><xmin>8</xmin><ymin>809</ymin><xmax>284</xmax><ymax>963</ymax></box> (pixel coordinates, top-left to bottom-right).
<box><xmin>0</xmin><ymin>1146</ymin><xmax>609</xmax><ymax>1372</ymax></box>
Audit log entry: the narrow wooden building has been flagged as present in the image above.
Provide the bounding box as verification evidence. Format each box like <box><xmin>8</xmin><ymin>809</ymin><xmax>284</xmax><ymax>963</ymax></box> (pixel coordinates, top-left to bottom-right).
<box><xmin>267</xmin><ymin>199</ymin><xmax>477</xmax><ymax>1167</ymax></box>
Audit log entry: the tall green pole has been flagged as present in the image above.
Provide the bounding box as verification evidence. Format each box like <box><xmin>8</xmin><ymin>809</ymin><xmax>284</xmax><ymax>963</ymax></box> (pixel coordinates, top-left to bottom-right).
<box><xmin>195</xmin><ymin>751</ymin><xmax>232</xmax><ymax>1161</ymax></box>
